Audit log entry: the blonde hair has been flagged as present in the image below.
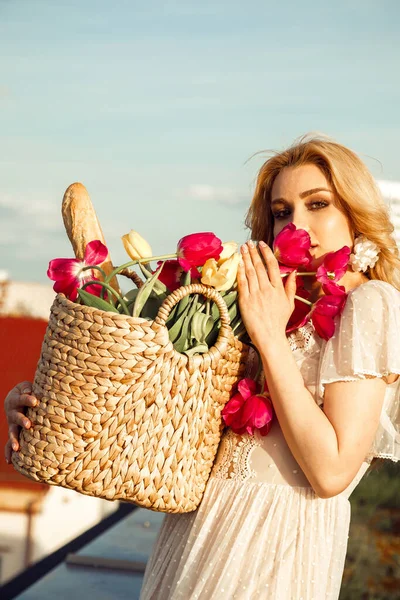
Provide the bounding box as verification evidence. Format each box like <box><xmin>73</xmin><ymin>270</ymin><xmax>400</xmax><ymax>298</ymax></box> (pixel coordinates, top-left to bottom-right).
<box><xmin>244</xmin><ymin>133</ymin><xmax>400</xmax><ymax>291</ymax></box>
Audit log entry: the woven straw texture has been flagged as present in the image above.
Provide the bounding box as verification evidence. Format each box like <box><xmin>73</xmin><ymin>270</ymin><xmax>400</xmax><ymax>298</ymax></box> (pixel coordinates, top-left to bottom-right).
<box><xmin>12</xmin><ymin>283</ymin><xmax>249</xmax><ymax>513</ymax></box>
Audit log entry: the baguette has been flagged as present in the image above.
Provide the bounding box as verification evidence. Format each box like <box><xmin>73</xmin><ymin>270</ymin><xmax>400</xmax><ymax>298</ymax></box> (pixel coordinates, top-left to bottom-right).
<box><xmin>61</xmin><ymin>182</ymin><xmax>121</xmax><ymax>296</ymax></box>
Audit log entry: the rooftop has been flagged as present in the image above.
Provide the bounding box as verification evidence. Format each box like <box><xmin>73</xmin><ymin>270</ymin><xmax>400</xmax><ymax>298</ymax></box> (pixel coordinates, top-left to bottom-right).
<box><xmin>2</xmin><ymin>503</ymin><xmax>166</xmax><ymax>600</ymax></box>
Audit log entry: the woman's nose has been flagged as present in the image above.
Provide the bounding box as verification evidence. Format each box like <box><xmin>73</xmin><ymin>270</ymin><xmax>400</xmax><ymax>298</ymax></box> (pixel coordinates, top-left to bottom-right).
<box><xmin>290</xmin><ymin>212</ymin><xmax>311</xmax><ymax>234</ymax></box>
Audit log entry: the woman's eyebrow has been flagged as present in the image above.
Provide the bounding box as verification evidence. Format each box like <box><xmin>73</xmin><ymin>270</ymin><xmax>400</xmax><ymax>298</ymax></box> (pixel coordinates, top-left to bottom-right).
<box><xmin>271</xmin><ymin>187</ymin><xmax>333</xmax><ymax>205</ymax></box>
<box><xmin>300</xmin><ymin>187</ymin><xmax>332</xmax><ymax>198</ymax></box>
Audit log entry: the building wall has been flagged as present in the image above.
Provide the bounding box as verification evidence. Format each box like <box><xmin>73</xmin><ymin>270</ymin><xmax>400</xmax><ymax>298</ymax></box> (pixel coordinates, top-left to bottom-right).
<box><xmin>0</xmin><ymin>308</ymin><xmax>117</xmax><ymax>586</ymax></box>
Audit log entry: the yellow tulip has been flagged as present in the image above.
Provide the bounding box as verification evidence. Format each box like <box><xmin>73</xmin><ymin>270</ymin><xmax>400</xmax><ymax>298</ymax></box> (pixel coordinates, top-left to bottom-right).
<box><xmin>218</xmin><ymin>241</ymin><xmax>238</xmax><ymax>264</ymax></box>
<box><xmin>201</xmin><ymin>253</ymin><xmax>241</xmax><ymax>291</ymax></box>
<box><xmin>122</xmin><ymin>230</ymin><xmax>153</xmax><ymax>260</ymax></box>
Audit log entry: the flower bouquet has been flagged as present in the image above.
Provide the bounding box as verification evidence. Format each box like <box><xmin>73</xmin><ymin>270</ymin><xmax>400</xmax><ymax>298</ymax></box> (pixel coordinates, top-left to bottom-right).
<box><xmin>46</xmin><ymin>231</ymin><xmax>249</xmax><ymax>353</ymax></box>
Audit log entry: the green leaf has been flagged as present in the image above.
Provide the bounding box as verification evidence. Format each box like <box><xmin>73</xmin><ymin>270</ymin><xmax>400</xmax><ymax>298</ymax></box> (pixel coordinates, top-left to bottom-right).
<box><xmin>138</xmin><ymin>262</ymin><xmax>167</xmax><ymax>294</ymax></box>
<box><xmin>173</xmin><ymin>296</ymin><xmax>199</xmax><ymax>352</ymax></box>
<box><xmin>165</xmin><ymin>301</ymin><xmax>180</xmax><ymax>326</ymax></box>
<box><xmin>140</xmin><ymin>291</ymin><xmax>164</xmax><ymax>319</ymax></box>
<box><xmin>205</xmin><ymin>323</ymin><xmax>220</xmax><ymax>348</ymax></box>
<box><xmin>167</xmin><ymin>302</ymin><xmax>192</xmax><ymax>343</ymax></box>
<box><xmin>132</xmin><ymin>263</ymin><xmax>164</xmax><ymax>318</ymax></box>
<box><xmin>175</xmin><ymin>270</ymin><xmax>191</xmax><ymax>318</ymax></box>
<box><xmin>174</xmin><ymin>314</ymin><xmax>192</xmax><ymax>352</ymax></box>
<box><xmin>123</xmin><ymin>288</ymin><xmax>141</xmax><ymax>303</ymax></box>
<box><xmin>119</xmin><ymin>289</ymin><xmax>140</xmax><ymax>313</ymax></box>
<box><xmin>77</xmin><ymin>289</ymin><xmax>120</xmax><ymax>313</ymax></box>
<box><xmin>211</xmin><ymin>291</ymin><xmax>237</xmax><ymax>320</ymax></box>
<box><xmin>228</xmin><ymin>301</ymin><xmax>238</xmax><ymax>322</ymax></box>
<box><xmin>182</xmin><ymin>343</ymin><xmax>209</xmax><ymax>356</ymax></box>
<box><xmin>189</xmin><ymin>312</ymin><xmax>214</xmax><ymax>344</ymax></box>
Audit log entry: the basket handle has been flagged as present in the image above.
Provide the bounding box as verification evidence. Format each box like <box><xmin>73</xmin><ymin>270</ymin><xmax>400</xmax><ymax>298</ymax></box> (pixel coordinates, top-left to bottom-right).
<box><xmin>154</xmin><ymin>283</ymin><xmax>232</xmax><ymax>330</ymax></box>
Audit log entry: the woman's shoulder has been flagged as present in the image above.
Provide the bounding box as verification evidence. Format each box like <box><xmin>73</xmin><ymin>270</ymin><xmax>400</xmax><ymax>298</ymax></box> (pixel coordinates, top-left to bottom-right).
<box><xmin>346</xmin><ymin>279</ymin><xmax>400</xmax><ymax>308</ymax></box>
<box><xmin>334</xmin><ymin>278</ymin><xmax>400</xmax><ymax>343</ymax></box>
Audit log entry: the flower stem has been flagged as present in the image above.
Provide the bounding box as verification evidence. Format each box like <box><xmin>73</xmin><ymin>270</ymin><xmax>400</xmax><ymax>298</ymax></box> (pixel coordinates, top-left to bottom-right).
<box><xmin>280</xmin><ymin>271</ymin><xmax>317</xmax><ymax>278</ymax></box>
<box><xmin>81</xmin><ymin>265</ymin><xmax>109</xmax><ymax>301</ymax></box>
<box><xmin>81</xmin><ymin>265</ymin><xmax>107</xmax><ymax>279</ymax></box>
<box><xmin>294</xmin><ymin>294</ymin><xmax>313</xmax><ymax>306</ymax></box>
<box><xmin>104</xmin><ymin>253</ymin><xmax>178</xmax><ymax>284</ymax></box>
<box><xmin>80</xmin><ymin>280</ymin><xmax>131</xmax><ymax>315</ymax></box>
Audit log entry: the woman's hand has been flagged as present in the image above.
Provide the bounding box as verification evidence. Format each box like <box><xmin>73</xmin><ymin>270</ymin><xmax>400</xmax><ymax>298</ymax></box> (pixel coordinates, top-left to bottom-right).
<box><xmin>4</xmin><ymin>381</ymin><xmax>37</xmax><ymax>463</ymax></box>
<box><xmin>236</xmin><ymin>240</ymin><xmax>297</xmax><ymax>350</ymax></box>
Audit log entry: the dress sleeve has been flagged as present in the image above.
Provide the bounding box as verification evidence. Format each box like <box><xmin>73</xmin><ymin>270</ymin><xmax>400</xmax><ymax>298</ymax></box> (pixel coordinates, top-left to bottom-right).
<box><xmin>317</xmin><ymin>280</ymin><xmax>400</xmax><ymax>463</ymax></box>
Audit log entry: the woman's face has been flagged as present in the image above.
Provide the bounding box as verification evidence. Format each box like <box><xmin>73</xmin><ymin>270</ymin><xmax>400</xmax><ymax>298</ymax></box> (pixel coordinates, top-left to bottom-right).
<box><xmin>271</xmin><ymin>163</ymin><xmax>355</xmax><ymax>268</ymax></box>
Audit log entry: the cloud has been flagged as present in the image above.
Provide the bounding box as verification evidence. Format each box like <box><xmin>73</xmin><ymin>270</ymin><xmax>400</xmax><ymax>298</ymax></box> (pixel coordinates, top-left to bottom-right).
<box><xmin>184</xmin><ymin>179</ymin><xmax>400</xmax><ymax>209</ymax></box>
<box><xmin>185</xmin><ymin>184</ymin><xmax>248</xmax><ymax>206</ymax></box>
<box><xmin>0</xmin><ymin>193</ymin><xmax>62</xmax><ymax>233</ymax></box>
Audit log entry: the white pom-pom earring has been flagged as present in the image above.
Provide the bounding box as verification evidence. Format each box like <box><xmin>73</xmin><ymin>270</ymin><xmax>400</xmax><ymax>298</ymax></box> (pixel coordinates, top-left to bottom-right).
<box><xmin>349</xmin><ymin>235</ymin><xmax>381</xmax><ymax>272</ymax></box>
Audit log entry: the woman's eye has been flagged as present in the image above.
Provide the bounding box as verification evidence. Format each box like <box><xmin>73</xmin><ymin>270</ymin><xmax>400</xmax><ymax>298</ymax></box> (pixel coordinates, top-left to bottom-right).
<box><xmin>273</xmin><ymin>210</ymin><xmax>290</xmax><ymax>220</ymax></box>
<box><xmin>309</xmin><ymin>201</ymin><xmax>328</xmax><ymax>210</ymax></box>
<box><xmin>273</xmin><ymin>201</ymin><xmax>328</xmax><ymax>220</ymax></box>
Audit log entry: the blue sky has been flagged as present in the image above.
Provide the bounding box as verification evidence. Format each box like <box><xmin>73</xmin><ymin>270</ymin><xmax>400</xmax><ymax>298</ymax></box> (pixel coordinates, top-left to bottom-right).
<box><xmin>1</xmin><ymin>0</ymin><xmax>399</xmax><ymax>287</ymax></box>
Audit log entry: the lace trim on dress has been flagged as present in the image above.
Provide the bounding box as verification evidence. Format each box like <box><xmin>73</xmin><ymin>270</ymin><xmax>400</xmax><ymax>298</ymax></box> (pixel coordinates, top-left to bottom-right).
<box><xmin>212</xmin><ymin>429</ymin><xmax>261</xmax><ymax>481</ymax></box>
<box><xmin>366</xmin><ymin>451</ymin><xmax>399</xmax><ymax>462</ymax></box>
<box><xmin>287</xmin><ymin>322</ymin><xmax>315</xmax><ymax>353</ymax></box>
<box><xmin>321</xmin><ymin>371</ymin><xmax>400</xmax><ymax>384</ymax></box>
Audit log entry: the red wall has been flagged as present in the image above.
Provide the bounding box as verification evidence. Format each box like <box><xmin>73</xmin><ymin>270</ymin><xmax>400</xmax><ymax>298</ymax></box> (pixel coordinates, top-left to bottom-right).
<box><xmin>0</xmin><ymin>316</ymin><xmax>49</xmax><ymax>489</ymax></box>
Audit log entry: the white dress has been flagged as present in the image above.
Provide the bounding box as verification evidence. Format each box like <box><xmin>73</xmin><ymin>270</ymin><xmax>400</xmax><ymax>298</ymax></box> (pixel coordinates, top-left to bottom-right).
<box><xmin>139</xmin><ymin>280</ymin><xmax>400</xmax><ymax>600</ymax></box>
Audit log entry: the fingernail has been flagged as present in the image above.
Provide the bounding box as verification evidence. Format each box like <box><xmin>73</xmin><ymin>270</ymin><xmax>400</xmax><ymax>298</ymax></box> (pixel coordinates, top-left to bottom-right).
<box><xmin>24</xmin><ymin>419</ymin><xmax>30</xmax><ymax>428</ymax></box>
<box><xmin>5</xmin><ymin>457</ymin><xmax>9</xmax><ymax>464</ymax></box>
<box><xmin>259</xmin><ymin>240</ymin><xmax>267</xmax><ymax>247</ymax></box>
<box><xmin>12</xmin><ymin>442</ymin><xmax>18</xmax><ymax>451</ymax></box>
<box><xmin>241</xmin><ymin>244</ymin><xmax>248</xmax><ymax>253</ymax></box>
<box><xmin>248</xmin><ymin>240</ymin><xmax>254</xmax><ymax>248</ymax></box>
<box><xmin>30</xmin><ymin>399</ymin><xmax>37</xmax><ymax>406</ymax></box>
<box><xmin>22</xmin><ymin>388</ymin><xmax>31</xmax><ymax>394</ymax></box>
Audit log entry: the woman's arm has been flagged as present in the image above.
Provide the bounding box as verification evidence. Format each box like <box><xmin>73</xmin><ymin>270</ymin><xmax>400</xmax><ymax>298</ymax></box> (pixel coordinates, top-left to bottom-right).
<box><xmin>259</xmin><ymin>335</ymin><xmax>386</xmax><ymax>498</ymax></box>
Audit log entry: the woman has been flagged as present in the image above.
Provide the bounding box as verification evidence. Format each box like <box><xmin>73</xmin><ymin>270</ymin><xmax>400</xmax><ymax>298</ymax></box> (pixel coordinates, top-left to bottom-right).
<box><xmin>5</xmin><ymin>135</ymin><xmax>400</xmax><ymax>599</ymax></box>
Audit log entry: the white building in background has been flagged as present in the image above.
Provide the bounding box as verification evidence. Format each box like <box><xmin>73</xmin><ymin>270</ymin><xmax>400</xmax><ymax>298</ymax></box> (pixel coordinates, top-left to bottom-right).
<box><xmin>0</xmin><ymin>275</ymin><xmax>56</xmax><ymax>319</ymax></box>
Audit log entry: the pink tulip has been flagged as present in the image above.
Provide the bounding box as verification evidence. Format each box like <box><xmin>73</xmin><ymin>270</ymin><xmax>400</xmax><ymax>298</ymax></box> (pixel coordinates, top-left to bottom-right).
<box><xmin>47</xmin><ymin>240</ymin><xmax>109</xmax><ymax>302</ymax></box>
<box><xmin>279</xmin><ymin>264</ymin><xmax>296</xmax><ymax>275</ymax></box>
<box><xmin>286</xmin><ymin>278</ymin><xmax>311</xmax><ymax>333</ymax></box>
<box><xmin>309</xmin><ymin>293</ymin><xmax>347</xmax><ymax>340</ymax></box>
<box><xmin>316</xmin><ymin>246</ymin><xmax>350</xmax><ymax>286</ymax></box>
<box><xmin>156</xmin><ymin>259</ymin><xmax>200</xmax><ymax>291</ymax></box>
<box><xmin>176</xmin><ymin>232</ymin><xmax>223</xmax><ymax>271</ymax></box>
<box><xmin>321</xmin><ymin>280</ymin><xmax>346</xmax><ymax>296</ymax></box>
<box><xmin>273</xmin><ymin>223</ymin><xmax>313</xmax><ymax>268</ymax></box>
<box><xmin>222</xmin><ymin>378</ymin><xmax>274</xmax><ymax>436</ymax></box>
<box><xmin>240</xmin><ymin>392</ymin><xmax>274</xmax><ymax>436</ymax></box>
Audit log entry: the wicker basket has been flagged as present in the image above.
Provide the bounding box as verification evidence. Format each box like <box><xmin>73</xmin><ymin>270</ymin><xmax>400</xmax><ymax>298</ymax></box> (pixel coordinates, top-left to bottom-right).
<box><xmin>12</xmin><ymin>283</ymin><xmax>249</xmax><ymax>513</ymax></box>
